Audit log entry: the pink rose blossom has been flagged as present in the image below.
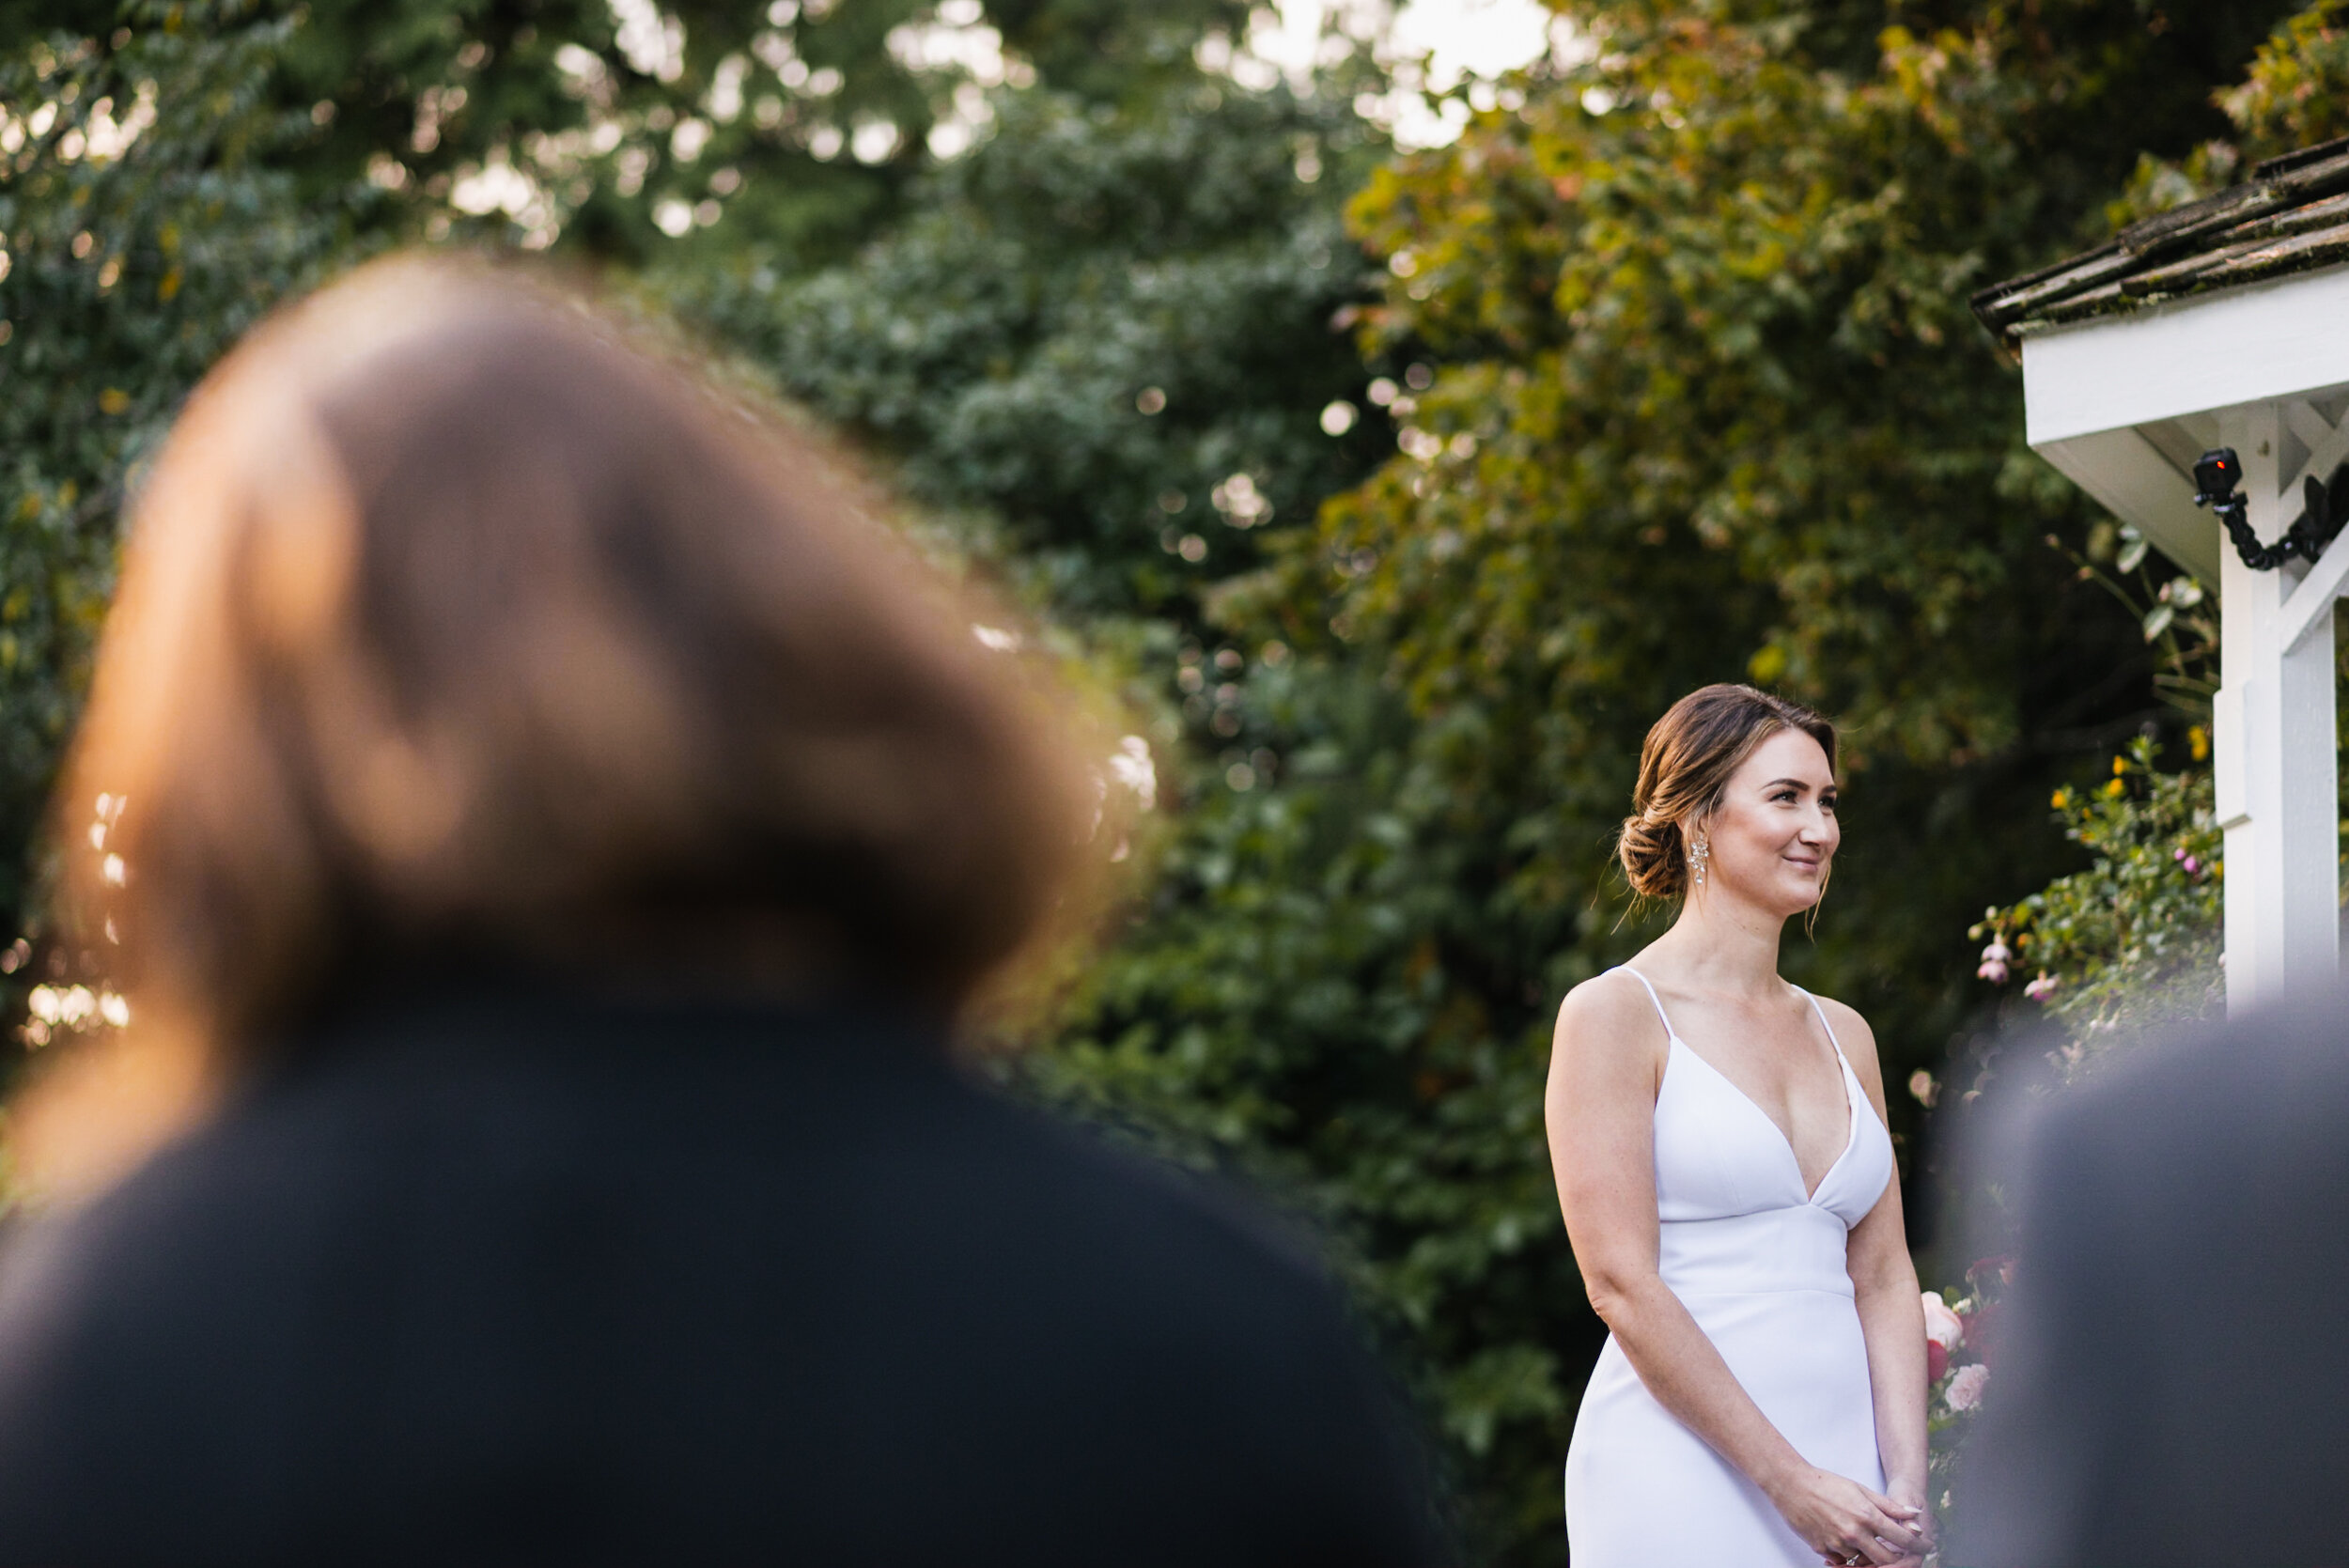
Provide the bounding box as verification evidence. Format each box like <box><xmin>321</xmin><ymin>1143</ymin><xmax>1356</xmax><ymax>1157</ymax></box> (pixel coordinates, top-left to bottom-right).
<box><xmin>1945</xmin><ymin>1362</ymin><xmax>1990</xmax><ymax>1413</ymax></box>
<box><xmin>1921</xmin><ymin>1293</ymin><xmax>1965</xmax><ymax>1354</ymax></box>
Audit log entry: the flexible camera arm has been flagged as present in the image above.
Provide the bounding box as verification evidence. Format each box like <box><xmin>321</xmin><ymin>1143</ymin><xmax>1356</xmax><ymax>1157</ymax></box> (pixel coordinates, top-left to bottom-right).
<box><xmin>2193</xmin><ymin>446</ymin><xmax>2347</xmax><ymax>571</ymax></box>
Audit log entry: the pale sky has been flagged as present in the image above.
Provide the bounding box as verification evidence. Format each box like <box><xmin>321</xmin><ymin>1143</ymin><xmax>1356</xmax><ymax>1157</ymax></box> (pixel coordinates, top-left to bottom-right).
<box><xmin>1382</xmin><ymin>0</ymin><xmax>1558</xmax><ymax>86</ymax></box>
<box><xmin>1247</xmin><ymin>0</ymin><xmax>1563</xmax><ymax>147</ymax></box>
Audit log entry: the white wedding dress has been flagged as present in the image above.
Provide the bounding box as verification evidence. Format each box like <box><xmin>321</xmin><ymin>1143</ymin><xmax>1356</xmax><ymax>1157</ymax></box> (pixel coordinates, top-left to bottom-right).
<box><xmin>1564</xmin><ymin>966</ymin><xmax>1896</xmax><ymax>1567</ymax></box>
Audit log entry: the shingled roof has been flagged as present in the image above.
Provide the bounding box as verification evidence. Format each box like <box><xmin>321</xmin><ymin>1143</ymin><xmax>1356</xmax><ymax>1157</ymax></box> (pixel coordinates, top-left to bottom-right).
<box><xmin>1972</xmin><ymin>134</ymin><xmax>2349</xmax><ymax>348</ymax></box>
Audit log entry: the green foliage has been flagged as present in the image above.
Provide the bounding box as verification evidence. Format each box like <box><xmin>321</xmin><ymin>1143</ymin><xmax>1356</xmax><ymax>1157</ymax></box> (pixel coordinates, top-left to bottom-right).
<box><xmin>0</xmin><ymin>0</ymin><xmax>1231</xmax><ymax>269</ymax></box>
<box><xmin>1968</xmin><ymin>736</ymin><xmax>2225</xmax><ymax>1063</ymax></box>
<box><xmin>2105</xmin><ymin>0</ymin><xmax>2349</xmax><ymax>225</ymax></box>
<box><xmin>1011</xmin><ymin>648</ymin><xmax>1582</xmax><ymax>1467</ymax></box>
<box><xmin>2053</xmin><ymin>518</ymin><xmax>2219</xmax><ymax>713</ymax></box>
<box><xmin>2224</xmin><ymin>0</ymin><xmax>2349</xmax><ymax>163</ymax></box>
<box><xmin>0</xmin><ymin>0</ymin><xmax>381</xmax><ymax>925</ymax></box>
<box><xmin>685</xmin><ymin>75</ymin><xmax>1391</xmax><ymax>620</ymax></box>
<box><xmin>978</xmin><ymin>0</ymin><xmax>1248</xmax><ymax>107</ymax></box>
<box><xmin>0</xmin><ymin>0</ymin><xmax>1216</xmax><ymax>947</ymax></box>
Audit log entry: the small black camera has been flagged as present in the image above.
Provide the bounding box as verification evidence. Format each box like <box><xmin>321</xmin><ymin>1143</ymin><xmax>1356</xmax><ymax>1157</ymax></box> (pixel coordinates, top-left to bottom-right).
<box><xmin>2193</xmin><ymin>448</ymin><xmax>2243</xmax><ymax>509</ymax></box>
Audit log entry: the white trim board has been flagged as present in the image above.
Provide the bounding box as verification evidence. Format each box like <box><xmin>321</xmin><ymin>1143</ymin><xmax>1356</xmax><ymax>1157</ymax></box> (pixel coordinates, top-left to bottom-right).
<box><xmin>2020</xmin><ymin>261</ymin><xmax>2349</xmax><ymax>447</ymax></box>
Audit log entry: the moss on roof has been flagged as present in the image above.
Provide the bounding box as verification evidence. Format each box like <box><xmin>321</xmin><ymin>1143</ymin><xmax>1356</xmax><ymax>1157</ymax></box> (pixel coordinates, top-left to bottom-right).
<box><xmin>1972</xmin><ymin>134</ymin><xmax>2349</xmax><ymax>346</ymax></box>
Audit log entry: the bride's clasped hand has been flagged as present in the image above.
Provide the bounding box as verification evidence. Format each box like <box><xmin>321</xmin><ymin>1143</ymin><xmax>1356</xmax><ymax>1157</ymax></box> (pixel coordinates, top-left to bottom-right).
<box><xmin>1769</xmin><ymin>1462</ymin><xmax>1929</xmax><ymax>1566</ymax></box>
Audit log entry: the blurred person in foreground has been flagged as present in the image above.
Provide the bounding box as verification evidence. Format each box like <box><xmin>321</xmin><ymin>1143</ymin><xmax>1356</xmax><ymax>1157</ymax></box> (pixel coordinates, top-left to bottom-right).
<box><xmin>0</xmin><ymin>258</ymin><xmax>1442</xmax><ymax>1568</ymax></box>
<box><xmin>1954</xmin><ymin>983</ymin><xmax>2349</xmax><ymax>1568</ymax></box>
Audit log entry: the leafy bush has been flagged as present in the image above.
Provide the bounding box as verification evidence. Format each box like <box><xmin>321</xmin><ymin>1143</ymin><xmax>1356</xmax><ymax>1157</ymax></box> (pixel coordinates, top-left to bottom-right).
<box><xmin>0</xmin><ymin>1</ymin><xmax>382</xmax><ymax>933</ymax></box>
<box><xmin>1968</xmin><ymin>735</ymin><xmax>2224</xmax><ymax>1070</ymax></box>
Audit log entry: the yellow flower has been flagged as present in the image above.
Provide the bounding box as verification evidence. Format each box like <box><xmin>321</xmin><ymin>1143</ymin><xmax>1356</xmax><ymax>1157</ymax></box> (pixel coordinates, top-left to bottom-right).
<box><xmin>2111</xmin><ymin>755</ymin><xmax>2128</xmax><ymax>777</ymax></box>
<box><xmin>2188</xmin><ymin>725</ymin><xmax>2210</xmax><ymax>762</ymax></box>
<box><xmin>2103</xmin><ymin>777</ymin><xmax>2126</xmax><ymax>799</ymax></box>
<box><xmin>98</xmin><ymin>389</ymin><xmax>129</xmax><ymax>416</ymax></box>
<box><xmin>2051</xmin><ymin>787</ymin><xmax>2070</xmax><ymax>810</ymax></box>
<box><xmin>158</xmin><ymin>267</ymin><xmax>180</xmax><ymax>303</ymax></box>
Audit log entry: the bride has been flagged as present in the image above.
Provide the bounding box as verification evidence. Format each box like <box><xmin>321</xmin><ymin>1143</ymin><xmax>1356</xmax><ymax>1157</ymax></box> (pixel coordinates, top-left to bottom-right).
<box><xmin>1548</xmin><ymin>685</ymin><xmax>1930</xmax><ymax>1567</ymax></box>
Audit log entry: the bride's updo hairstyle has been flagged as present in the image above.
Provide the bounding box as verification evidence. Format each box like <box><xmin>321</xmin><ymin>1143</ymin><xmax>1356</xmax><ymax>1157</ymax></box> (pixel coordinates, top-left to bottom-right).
<box><xmin>1619</xmin><ymin>684</ymin><xmax>1836</xmax><ymax>900</ymax></box>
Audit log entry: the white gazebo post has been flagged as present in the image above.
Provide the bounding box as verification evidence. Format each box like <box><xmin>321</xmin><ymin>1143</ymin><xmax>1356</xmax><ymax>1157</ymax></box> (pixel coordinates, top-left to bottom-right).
<box><xmin>2215</xmin><ymin>402</ymin><xmax>2342</xmax><ymax>1008</ymax></box>
<box><xmin>1974</xmin><ymin>137</ymin><xmax>2349</xmax><ymax>1014</ymax></box>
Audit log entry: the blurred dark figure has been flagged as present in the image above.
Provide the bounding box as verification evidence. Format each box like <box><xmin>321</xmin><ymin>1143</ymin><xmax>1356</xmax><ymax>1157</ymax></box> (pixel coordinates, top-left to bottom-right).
<box><xmin>1955</xmin><ymin>984</ymin><xmax>2349</xmax><ymax>1568</ymax></box>
<box><xmin>0</xmin><ymin>259</ymin><xmax>1441</xmax><ymax>1568</ymax></box>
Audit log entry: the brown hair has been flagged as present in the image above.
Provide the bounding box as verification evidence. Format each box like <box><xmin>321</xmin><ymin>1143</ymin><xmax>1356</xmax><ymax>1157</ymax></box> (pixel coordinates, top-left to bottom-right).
<box><xmin>55</xmin><ymin>256</ymin><xmax>1094</xmax><ymax>1073</ymax></box>
<box><xmin>1618</xmin><ymin>684</ymin><xmax>1837</xmax><ymax>900</ymax></box>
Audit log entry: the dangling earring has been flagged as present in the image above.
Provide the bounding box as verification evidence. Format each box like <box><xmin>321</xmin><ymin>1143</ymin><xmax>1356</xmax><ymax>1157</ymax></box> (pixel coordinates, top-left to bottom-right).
<box><xmin>1689</xmin><ymin>831</ymin><xmax>1710</xmax><ymax>888</ymax></box>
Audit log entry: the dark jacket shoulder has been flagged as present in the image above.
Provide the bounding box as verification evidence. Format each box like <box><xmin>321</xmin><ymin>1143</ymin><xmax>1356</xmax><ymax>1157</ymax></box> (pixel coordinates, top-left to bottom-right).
<box><xmin>1958</xmin><ymin>986</ymin><xmax>2349</xmax><ymax>1568</ymax></box>
<box><xmin>0</xmin><ymin>992</ymin><xmax>1439</xmax><ymax>1568</ymax></box>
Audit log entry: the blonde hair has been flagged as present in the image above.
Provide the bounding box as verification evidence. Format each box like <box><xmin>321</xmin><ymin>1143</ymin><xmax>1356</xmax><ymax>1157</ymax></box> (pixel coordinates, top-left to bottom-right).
<box><xmin>56</xmin><ymin>256</ymin><xmax>1094</xmax><ymax>1072</ymax></box>
<box><xmin>1618</xmin><ymin>684</ymin><xmax>1837</xmax><ymax>901</ymax></box>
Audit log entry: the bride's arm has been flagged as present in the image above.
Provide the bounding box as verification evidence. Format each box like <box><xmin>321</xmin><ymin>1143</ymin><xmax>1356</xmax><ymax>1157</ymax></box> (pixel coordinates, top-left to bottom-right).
<box><xmin>1548</xmin><ymin>980</ymin><xmax>1923</xmax><ymax>1566</ymax></box>
<box><xmin>1823</xmin><ymin>1001</ymin><xmax>1932</xmax><ymax>1563</ymax></box>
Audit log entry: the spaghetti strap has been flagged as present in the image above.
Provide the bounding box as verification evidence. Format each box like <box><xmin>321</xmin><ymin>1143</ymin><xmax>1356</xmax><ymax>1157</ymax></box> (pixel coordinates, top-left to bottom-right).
<box><xmin>1795</xmin><ymin>986</ymin><xmax>1852</xmax><ymax>1067</ymax></box>
<box><xmin>1612</xmin><ymin>966</ymin><xmax>1676</xmax><ymax>1040</ymax></box>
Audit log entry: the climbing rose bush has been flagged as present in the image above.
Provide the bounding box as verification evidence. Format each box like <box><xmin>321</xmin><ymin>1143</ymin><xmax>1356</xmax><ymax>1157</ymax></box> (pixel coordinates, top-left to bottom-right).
<box><xmin>1968</xmin><ymin>734</ymin><xmax>2222</xmax><ymax>1070</ymax></box>
<box><xmin>1924</xmin><ymin>1257</ymin><xmax>2010</xmax><ymax>1535</ymax></box>
<box><xmin>1921</xmin><ymin>1292</ymin><xmax>1965</xmax><ymax>1384</ymax></box>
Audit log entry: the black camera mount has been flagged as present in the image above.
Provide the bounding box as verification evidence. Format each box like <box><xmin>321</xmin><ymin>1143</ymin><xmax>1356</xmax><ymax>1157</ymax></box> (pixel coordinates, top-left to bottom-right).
<box><xmin>2193</xmin><ymin>446</ymin><xmax>2347</xmax><ymax>571</ymax></box>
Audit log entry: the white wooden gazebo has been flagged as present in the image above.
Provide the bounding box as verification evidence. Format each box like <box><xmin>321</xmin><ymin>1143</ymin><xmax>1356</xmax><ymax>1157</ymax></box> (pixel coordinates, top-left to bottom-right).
<box><xmin>1974</xmin><ymin>135</ymin><xmax>2349</xmax><ymax>1015</ymax></box>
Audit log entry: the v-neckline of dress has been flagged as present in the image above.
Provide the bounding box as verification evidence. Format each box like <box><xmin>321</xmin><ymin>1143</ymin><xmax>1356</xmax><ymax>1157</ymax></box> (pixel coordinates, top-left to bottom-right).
<box><xmin>1666</xmin><ymin>1035</ymin><xmax>1859</xmax><ymax>1205</ymax></box>
<box><xmin>1618</xmin><ymin>965</ymin><xmax>1862</xmax><ymax>1205</ymax></box>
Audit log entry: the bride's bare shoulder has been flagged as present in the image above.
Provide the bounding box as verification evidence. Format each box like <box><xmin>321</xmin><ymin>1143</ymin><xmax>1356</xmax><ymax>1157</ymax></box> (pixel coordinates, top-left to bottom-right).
<box><xmin>1551</xmin><ymin>970</ymin><xmax>1667</xmax><ymax>1061</ymax></box>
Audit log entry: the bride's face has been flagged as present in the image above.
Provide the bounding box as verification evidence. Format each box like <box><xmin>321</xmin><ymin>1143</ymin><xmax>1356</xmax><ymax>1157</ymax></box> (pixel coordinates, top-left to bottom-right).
<box><xmin>1695</xmin><ymin>727</ymin><xmax>1839</xmax><ymax>918</ymax></box>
